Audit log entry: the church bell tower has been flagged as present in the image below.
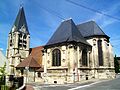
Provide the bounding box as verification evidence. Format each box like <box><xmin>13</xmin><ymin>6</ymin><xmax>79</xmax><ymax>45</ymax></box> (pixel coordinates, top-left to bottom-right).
<box><xmin>6</xmin><ymin>7</ymin><xmax>30</xmax><ymax>75</ymax></box>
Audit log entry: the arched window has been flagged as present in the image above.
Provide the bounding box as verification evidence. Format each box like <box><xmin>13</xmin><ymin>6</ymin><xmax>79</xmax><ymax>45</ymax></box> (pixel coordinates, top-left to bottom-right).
<box><xmin>82</xmin><ymin>49</ymin><xmax>88</xmax><ymax>66</ymax></box>
<box><xmin>52</xmin><ymin>49</ymin><xmax>61</xmax><ymax>66</ymax></box>
<box><xmin>23</xmin><ymin>35</ymin><xmax>27</xmax><ymax>39</ymax></box>
<box><xmin>98</xmin><ymin>40</ymin><xmax>103</xmax><ymax>66</ymax></box>
<box><xmin>19</xmin><ymin>34</ymin><xmax>22</xmax><ymax>38</ymax></box>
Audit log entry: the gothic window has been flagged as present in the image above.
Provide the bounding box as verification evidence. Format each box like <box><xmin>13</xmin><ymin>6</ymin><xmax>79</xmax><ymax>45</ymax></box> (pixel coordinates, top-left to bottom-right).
<box><xmin>19</xmin><ymin>44</ymin><xmax>22</xmax><ymax>47</ymax></box>
<box><xmin>18</xmin><ymin>38</ymin><xmax>22</xmax><ymax>48</ymax></box>
<box><xmin>52</xmin><ymin>49</ymin><xmax>61</xmax><ymax>66</ymax></box>
<box><xmin>23</xmin><ymin>40</ymin><xmax>27</xmax><ymax>49</ymax></box>
<box><xmin>23</xmin><ymin>45</ymin><xmax>26</xmax><ymax>48</ymax></box>
<box><xmin>23</xmin><ymin>35</ymin><xmax>27</xmax><ymax>39</ymax></box>
<box><xmin>82</xmin><ymin>49</ymin><xmax>88</xmax><ymax>66</ymax></box>
<box><xmin>19</xmin><ymin>39</ymin><xmax>22</xmax><ymax>43</ymax></box>
<box><xmin>19</xmin><ymin>34</ymin><xmax>22</xmax><ymax>38</ymax></box>
<box><xmin>10</xmin><ymin>40</ymin><xmax>12</xmax><ymax>46</ymax></box>
<box><xmin>98</xmin><ymin>40</ymin><xmax>103</xmax><ymax>66</ymax></box>
<box><xmin>23</xmin><ymin>40</ymin><xmax>27</xmax><ymax>44</ymax></box>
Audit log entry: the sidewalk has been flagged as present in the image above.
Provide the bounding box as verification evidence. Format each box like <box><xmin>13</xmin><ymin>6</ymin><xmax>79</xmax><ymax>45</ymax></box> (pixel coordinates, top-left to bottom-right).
<box><xmin>28</xmin><ymin>79</ymin><xmax>110</xmax><ymax>90</ymax></box>
<box><xmin>23</xmin><ymin>85</ymin><xmax>34</xmax><ymax>90</ymax></box>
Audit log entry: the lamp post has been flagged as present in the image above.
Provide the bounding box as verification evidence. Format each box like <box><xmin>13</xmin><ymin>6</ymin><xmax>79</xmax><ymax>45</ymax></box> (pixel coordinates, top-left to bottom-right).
<box><xmin>73</xmin><ymin>70</ymin><xmax>75</xmax><ymax>83</ymax></box>
<box><xmin>25</xmin><ymin>67</ymin><xmax>29</xmax><ymax>84</ymax></box>
<box><xmin>93</xmin><ymin>39</ymin><xmax>96</xmax><ymax>78</ymax></box>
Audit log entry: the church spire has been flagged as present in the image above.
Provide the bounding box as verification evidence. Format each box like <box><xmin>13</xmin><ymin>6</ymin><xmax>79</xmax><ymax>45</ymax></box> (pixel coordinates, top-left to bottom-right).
<box><xmin>10</xmin><ymin>6</ymin><xmax>29</xmax><ymax>34</ymax></box>
<box><xmin>7</xmin><ymin>6</ymin><xmax>30</xmax><ymax>75</ymax></box>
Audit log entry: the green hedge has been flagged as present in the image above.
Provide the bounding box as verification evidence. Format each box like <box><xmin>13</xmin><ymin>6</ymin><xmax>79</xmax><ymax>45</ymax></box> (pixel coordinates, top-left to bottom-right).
<box><xmin>0</xmin><ymin>76</ymin><xmax>5</xmax><ymax>85</ymax></box>
<box><xmin>1</xmin><ymin>85</ymin><xmax>9</xmax><ymax>90</ymax></box>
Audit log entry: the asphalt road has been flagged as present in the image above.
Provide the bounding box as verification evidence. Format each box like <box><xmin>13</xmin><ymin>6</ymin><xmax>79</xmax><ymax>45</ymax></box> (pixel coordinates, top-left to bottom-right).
<box><xmin>33</xmin><ymin>75</ymin><xmax>120</xmax><ymax>90</ymax></box>
<box><xmin>77</xmin><ymin>76</ymin><xmax>120</xmax><ymax>90</ymax></box>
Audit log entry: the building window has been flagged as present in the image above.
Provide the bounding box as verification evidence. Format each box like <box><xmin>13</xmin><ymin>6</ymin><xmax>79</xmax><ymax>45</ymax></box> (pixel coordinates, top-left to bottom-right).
<box><xmin>19</xmin><ymin>34</ymin><xmax>22</xmax><ymax>38</ymax></box>
<box><xmin>23</xmin><ymin>35</ymin><xmax>27</xmax><ymax>39</ymax></box>
<box><xmin>23</xmin><ymin>40</ymin><xmax>27</xmax><ymax>44</ymax></box>
<box><xmin>98</xmin><ymin>40</ymin><xmax>103</xmax><ymax>66</ymax></box>
<box><xmin>38</xmin><ymin>72</ymin><xmax>41</xmax><ymax>77</ymax></box>
<box><xmin>23</xmin><ymin>45</ymin><xmax>26</xmax><ymax>48</ymax></box>
<box><xmin>82</xmin><ymin>49</ymin><xmax>88</xmax><ymax>66</ymax></box>
<box><xmin>10</xmin><ymin>40</ymin><xmax>12</xmax><ymax>46</ymax></box>
<box><xmin>19</xmin><ymin>39</ymin><xmax>22</xmax><ymax>43</ymax></box>
<box><xmin>52</xmin><ymin>49</ymin><xmax>61</xmax><ymax>66</ymax></box>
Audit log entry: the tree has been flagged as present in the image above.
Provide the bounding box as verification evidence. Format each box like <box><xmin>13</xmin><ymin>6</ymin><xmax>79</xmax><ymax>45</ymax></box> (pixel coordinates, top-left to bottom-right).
<box><xmin>0</xmin><ymin>62</ymin><xmax>6</xmax><ymax>76</ymax></box>
<box><xmin>0</xmin><ymin>62</ymin><xmax>6</xmax><ymax>87</ymax></box>
<box><xmin>114</xmin><ymin>55</ymin><xmax>119</xmax><ymax>73</ymax></box>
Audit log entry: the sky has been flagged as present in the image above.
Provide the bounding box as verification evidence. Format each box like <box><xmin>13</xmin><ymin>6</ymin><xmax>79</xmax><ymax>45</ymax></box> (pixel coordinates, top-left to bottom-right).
<box><xmin>0</xmin><ymin>0</ymin><xmax>120</xmax><ymax>56</ymax></box>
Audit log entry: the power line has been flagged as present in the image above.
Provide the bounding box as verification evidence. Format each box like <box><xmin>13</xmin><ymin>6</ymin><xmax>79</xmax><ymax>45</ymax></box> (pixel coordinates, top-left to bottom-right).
<box><xmin>38</xmin><ymin>5</ymin><xmax>76</xmax><ymax>27</ymax></box>
<box><xmin>66</xmin><ymin>0</ymin><xmax>120</xmax><ymax>21</ymax></box>
<box><xmin>38</xmin><ymin>5</ymin><xmax>65</xmax><ymax>20</ymax></box>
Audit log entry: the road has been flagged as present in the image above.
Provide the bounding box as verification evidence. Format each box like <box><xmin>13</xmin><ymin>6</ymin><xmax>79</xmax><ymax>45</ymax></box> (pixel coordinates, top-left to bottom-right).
<box><xmin>77</xmin><ymin>76</ymin><xmax>120</xmax><ymax>90</ymax></box>
<box><xmin>33</xmin><ymin>75</ymin><xmax>120</xmax><ymax>90</ymax></box>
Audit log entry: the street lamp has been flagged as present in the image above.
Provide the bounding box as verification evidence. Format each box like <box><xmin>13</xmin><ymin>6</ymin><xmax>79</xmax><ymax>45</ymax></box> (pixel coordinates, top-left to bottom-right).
<box><xmin>73</xmin><ymin>70</ymin><xmax>75</xmax><ymax>83</ymax></box>
<box><xmin>25</xmin><ymin>67</ymin><xmax>29</xmax><ymax>84</ymax></box>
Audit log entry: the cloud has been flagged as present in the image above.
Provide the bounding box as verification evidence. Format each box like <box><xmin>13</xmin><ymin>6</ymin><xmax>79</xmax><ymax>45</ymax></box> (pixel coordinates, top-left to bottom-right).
<box><xmin>111</xmin><ymin>39</ymin><xmax>120</xmax><ymax>46</ymax></box>
<box><xmin>30</xmin><ymin>37</ymin><xmax>44</xmax><ymax>47</ymax></box>
<box><xmin>91</xmin><ymin>2</ymin><xmax>120</xmax><ymax>28</ymax></box>
<box><xmin>0</xmin><ymin>48</ymin><xmax>4</xmax><ymax>51</ymax></box>
<box><xmin>111</xmin><ymin>35</ymin><xmax>120</xmax><ymax>46</ymax></box>
<box><xmin>110</xmin><ymin>34</ymin><xmax>120</xmax><ymax>56</ymax></box>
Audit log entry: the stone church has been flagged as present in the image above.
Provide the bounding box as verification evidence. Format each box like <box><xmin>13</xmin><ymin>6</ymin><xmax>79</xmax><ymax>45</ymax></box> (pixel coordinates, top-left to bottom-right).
<box><xmin>42</xmin><ymin>19</ymin><xmax>115</xmax><ymax>84</ymax></box>
<box><xmin>6</xmin><ymin>7</ymin><xmax>115</xmax><ymax>84</ymax></box>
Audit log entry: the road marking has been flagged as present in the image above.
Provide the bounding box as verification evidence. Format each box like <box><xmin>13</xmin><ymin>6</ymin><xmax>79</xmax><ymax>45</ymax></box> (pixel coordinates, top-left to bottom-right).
<box><xmin>68</xmin><ymin>81</ymin><xmax>101</xmax><ymax>90</ymax></box>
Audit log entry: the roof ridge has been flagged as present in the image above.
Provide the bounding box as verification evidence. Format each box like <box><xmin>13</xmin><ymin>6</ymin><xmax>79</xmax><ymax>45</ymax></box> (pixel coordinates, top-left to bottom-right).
<box><xmin>77</xmin><ymin>20</ymin><xmax>108</xmax><ymax>38</ymax></box>
<box><xmin>61</xmin><ymin>18</ymin><xmax>72</xmax><ymax>22</ymax></box>
<box><xmin>92</xmin><ymin>21</ymin><xmax>95</xmax><ymax>35</ymax></box>
<box><xmin>30</xmin><ymin>57</ymin><xmax>40</xmax><ymax>67</ymax></box>
<box><xmin>77</xmin><ymin>20</ymin><xmax>94</xmax><ymax>26</ymax></box>
<box><xmin>93</xmin><ymin>21</ymin><xmax>106</xmax><ymax>35</ymax></box>
<box><xmin>70</xmin><ymin>19</ymin><xmax>74</xmax><ymax>41</ymax></box>
<box><xmin>46</xmin><ymin>19</ymin><xmax>90</xmax><ymax>46</ymax></box>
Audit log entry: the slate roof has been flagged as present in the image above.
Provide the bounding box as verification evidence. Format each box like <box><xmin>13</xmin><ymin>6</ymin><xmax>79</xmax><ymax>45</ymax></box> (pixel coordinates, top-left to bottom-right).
<box><xmin>77</xmin><ymin>21</ymin><xmax>108</xmax><ymax>38</ymax></box>
<box><xmin>10</xmin><ymin>7</ymin><xmax>29</xmax><ymax>34</ymax></box>
<box><xmin>46</xmin><ymin>19</ymin><xmax>90</xmax><ymax>46</ymax></box>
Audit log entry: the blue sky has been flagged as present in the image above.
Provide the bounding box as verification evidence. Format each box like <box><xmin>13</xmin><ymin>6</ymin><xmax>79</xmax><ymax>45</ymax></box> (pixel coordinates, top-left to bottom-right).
<box><xmin>0</xmin><ymin>0</ymin><xmax>120</xmax><ymax>56</ymax></box>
